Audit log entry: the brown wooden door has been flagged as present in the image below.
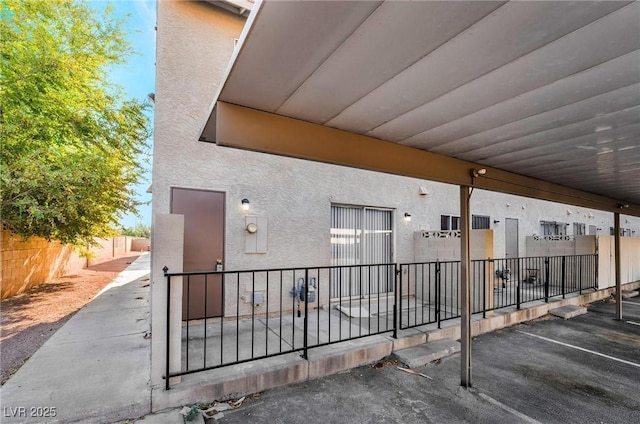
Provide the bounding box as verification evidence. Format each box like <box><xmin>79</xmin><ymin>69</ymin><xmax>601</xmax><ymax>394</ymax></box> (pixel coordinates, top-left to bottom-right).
<box><xmin>171</xmin><ymin>188</ymin><xmax>225</xmax><ymax>320</ymax></box>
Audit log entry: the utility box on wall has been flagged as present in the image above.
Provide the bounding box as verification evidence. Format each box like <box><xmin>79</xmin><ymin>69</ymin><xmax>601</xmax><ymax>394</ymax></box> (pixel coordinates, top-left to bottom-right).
<box><xmin>245</xmin><ymin>216</ymin><xmax>268</xmax><ymax>254</ymax></box>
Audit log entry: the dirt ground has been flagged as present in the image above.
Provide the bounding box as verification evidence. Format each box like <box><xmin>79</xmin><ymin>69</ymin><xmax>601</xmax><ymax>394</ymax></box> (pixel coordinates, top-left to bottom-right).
<box><xmin>0</xmin><ymin>252</ymin><xmax>143</xmax><ymax>385</ymax></box>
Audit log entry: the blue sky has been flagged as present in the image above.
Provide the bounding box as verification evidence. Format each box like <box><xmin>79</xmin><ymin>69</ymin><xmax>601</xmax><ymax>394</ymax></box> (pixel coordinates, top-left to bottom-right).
<box><xmin>93</xmin><ymin>0</ymin><xmax>157</xmax><ymax>228</ymax></box>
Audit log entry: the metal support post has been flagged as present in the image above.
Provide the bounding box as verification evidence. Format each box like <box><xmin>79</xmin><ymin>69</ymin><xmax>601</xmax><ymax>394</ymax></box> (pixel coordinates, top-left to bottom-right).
<box><xmin>460</xmin><ymin>185</ymin><xmax>471</xmax><ymax>388</ymax></box>
<box><xmin>614</xmin><ymin>213</ymin><xmax>622</xmax><ymax>320</ymax></box>
<box><xmin>561</xmin><ymin>256</ymin><xmax>566</xmax><ymax>299</ymax></box>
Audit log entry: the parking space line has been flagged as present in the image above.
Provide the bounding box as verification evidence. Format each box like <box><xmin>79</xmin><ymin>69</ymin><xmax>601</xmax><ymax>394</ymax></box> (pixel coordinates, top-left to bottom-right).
<box><xmin>516</xmin><ymin>331</ymin><xmax>640</xmax><ymax>369</ymax></box>
<box><xmin>626</xmin><ymin>321</ymin><xmax>640</xmax><ymax>326</ymax></box>
<box><xmin>621</xmin><ymin>301</ymin><xmax>640</xmax><ymax>307</ymax></box>
<box><xmin>477</xmin><ymin>392</ymin><xmax>542</xmax><ymax>424</ymax></box>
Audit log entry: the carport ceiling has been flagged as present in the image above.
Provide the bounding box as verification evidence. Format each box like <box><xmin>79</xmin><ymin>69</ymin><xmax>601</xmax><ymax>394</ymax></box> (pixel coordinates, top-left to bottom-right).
<box><xmin>203</xmin><ymin>0</ymin><xmax>640</xmax><ymax>213</ymax></box>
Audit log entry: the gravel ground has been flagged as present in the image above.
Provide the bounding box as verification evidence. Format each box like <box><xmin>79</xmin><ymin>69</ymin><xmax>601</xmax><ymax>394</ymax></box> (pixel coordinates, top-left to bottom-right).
<box><xmin>0</xmin><ymin>252</ymin><xmax>142</xmax><ymax>385</ymax></box>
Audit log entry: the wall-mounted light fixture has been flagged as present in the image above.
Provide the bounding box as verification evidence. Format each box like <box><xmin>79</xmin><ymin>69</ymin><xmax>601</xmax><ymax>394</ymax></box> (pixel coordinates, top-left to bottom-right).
<box><xmin>404</xmin><ymin>213</ymin><xmax>412</xmax><ymax>222</ymax></box>
<box><xmin>419</xmin><ymin>186</ymin><xmax>430</xmax><ymax>196</ymax></box>
<box><xmin>471</xmin><ymin>168</ymin><xmax>487</xmax><ymax>178</ymax></box>
<box><xmin>566</xmin><ymin>209</ymin><xmax>572</xmax><ymax>215</ymax></box>
<box><xmin>493</xmin><ymin>220</ymin><xmax>500</xmax><ymax>224</ymax></box>
<box><xmin>241</xmin><ymin>198</ymin><xmax>250</xmax><ymax>211</ymax></box>
<box><xmin>617</xmin><ymin>203</ymin><xmax>630</xmax><ymax>209</ymax></box>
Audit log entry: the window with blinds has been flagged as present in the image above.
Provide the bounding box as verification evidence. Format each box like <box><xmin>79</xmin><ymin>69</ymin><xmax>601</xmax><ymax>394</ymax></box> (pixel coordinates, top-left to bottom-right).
<box><xmin>441</xmin><ymin>214</ymin><xmax>490</xmax><ymax>230</ymax></box>
<box><xmin>330</xmin><ymin>205</ymin><xmax>394</xmax><ymax>298</ymax></box>
<box><xmin>541</xmin><ymin>221</ymin><xmax>567</xmax><ymax>236</ymax></box>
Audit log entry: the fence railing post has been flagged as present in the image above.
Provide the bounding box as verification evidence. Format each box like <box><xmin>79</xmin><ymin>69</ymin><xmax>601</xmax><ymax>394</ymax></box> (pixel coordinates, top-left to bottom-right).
<box><xmin>516</xmin><ymin>273</ymin><xmax>521</xmax><ymax>311</ymax></box>
<box><xmin>393</xmin><ymin>264</ymin><xmax>399</xmax><ymax>339</ymax></box>
<box><xmin>436</xmin><ymin>261</ymin><xmax>441</xmax><ymax>329</ymax></box>
<box><xmin>578</xmin><ymin>256</ymin><xmax>583</xmax><ymax>294</ymax></box>
<box><xmin>594</xmin><ymin>254</ymin><xmax>598</xmax><ymax>289</ymax></box>
<box><xmin>482</xmin><ymin>260</ymin><xmax>486</xmax><ymax>318</ymax></box>
<box><xmin>516</xmin><ymin>257</ymin><xmax>521</xmax><ymax>309</ymax></box>
<box><xmin>544</xmin><ymin>257</ymin><xmax>550</xmax><ymax>303</ymax></box>
<box><xmin>163</xmin><ymin>266</ymin><xmax>171</xmax><ymax>391</ymax></box>
<box><xmin>561</xmin><ymin>256</ymin><xmax>566</xmax><ymax>298</ymax></box>
<box><xmin>303</xmin><ymin>268</ymin><xmax>309</xmax><ymax>360</ymax></box>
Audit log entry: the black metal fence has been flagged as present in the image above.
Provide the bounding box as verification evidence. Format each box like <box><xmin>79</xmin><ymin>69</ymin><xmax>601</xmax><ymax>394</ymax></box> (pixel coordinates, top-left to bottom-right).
<box><xmin>163</xmin><ymin>263</ymin><xmax>397</xmax><ymax>389</ymax></box>
<box><xmin>163</xmin><ymin>254</ymin><xmax>597</xmax><ymax>387</ymax></box>
<box><xmin>399</xmin><ymin>254</ymin><xmax>598</xmax><ymax>330</ymax></box>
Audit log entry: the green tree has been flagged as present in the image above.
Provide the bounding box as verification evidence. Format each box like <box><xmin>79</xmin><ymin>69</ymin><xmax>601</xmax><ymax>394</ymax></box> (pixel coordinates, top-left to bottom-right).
<box><xmin>1</xmin><ymin>0</ymin><xmax>150</xmax><ymax>245</ymax></box>
<box><xmin>121</xmin><ymin>223</ymin><xmax>151</xmax><ymax>238</ymax></box>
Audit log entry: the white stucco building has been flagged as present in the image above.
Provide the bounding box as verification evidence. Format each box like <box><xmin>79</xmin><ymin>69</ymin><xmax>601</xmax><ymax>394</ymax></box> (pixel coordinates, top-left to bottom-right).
<box><xmin>150</xmin><ymin>0</ymin><xmax>640</xmax><ymax>404</ymax></box>
<box><xmin>152</xmin><ymin>0</ymin><xmax>638</xmax><ymax>272</ymax></box>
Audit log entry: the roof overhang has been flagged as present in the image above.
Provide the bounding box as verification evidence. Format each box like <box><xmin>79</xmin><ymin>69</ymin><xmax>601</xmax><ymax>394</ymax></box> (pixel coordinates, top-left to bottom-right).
<box><xmin>202</xmin><ymin>0</ymin><xmax>640</xmax><ymax>217</ymax></box>
<box><xmin>203</xmin><ymin>0</ymin><xmax>254</xmax><ymax>17</ymax></box>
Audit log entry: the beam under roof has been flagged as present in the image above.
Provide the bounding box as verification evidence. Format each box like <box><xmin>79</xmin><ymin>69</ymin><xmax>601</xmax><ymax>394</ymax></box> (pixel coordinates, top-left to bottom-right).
<box><xmin>212</xmin><ymin>101</ymin><xmax>640</xmax><ymax>217</ymax></box>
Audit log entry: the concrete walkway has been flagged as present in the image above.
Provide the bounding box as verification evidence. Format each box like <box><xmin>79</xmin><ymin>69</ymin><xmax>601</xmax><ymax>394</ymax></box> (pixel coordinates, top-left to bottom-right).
<box><xmin>0</xmin><ymin>253</ymin><xmax>152</xmax><ymax>424</ymax></box>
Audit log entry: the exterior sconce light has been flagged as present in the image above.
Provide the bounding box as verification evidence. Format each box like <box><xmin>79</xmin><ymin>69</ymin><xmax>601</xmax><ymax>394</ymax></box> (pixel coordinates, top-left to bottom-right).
<box><xmin>493</xmin><ymin>220</ymin><xmax>500</xmax><ymax>224</ymax></box>
<box><xmin>617</xmin><ymin>203</ymin><xmax>629</xmax><ymax>209</ymax></box>
<box><xmin>241</xmin><ymin>198</ymin><xmax>250</xmax><ymax>211</ymax></box>
<box><xmin>404</xmin><ymin>213</ymin><xmax>412</xmax><ymax>222</ymax></box>
<box><xmin>471</xmin><ymin>168</ymin><xmax>487</xmax><ymax>178</ymax></box>
<box><xmin>566</xmin><ymin>209</ymin><xmax>572</xmax><ymax>215</ymax></box>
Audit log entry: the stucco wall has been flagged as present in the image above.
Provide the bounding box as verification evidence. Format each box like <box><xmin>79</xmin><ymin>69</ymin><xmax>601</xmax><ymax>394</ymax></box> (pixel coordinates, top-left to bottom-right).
<box><xmin>131</xmin><ymin>237</ymin><xmax>151</xmax><ymax>251</ymax></box>
<box><xmin>598</xmin><ymin>236</ymin><xmax>640</xmax><ymax>288</ymax></box>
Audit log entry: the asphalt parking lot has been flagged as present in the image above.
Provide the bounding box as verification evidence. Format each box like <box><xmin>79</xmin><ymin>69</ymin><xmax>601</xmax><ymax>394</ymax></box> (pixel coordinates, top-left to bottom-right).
<box><xmin>216</xmin><ymin>297</ymin><xmax>640</xmax><ymax>424</ymax></box>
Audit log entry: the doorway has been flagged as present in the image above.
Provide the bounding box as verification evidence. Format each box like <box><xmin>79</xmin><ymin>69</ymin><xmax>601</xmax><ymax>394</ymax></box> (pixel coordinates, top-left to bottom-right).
<box><xmin>505</xmin><ymin>218</ymin><xmax>519</xmax><ymax>259</ymax></box>
<box><xmin>171</xmin><ymin>188</ymin><xmax>225</xmax><ymax>320</ymax></box>
<box><xmin>505</xmin><ymin>218</ymin><xmax>519</xmax><ymax>279</ymax></box>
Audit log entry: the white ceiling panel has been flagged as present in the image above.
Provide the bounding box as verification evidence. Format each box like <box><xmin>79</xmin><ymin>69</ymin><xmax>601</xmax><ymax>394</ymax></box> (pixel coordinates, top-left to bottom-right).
<box><xmin>404</xmin><ymin>52</ymin><xmax>640</xmax><ymax>150</ymax></box>
<box><xmin>276</xmin><ymin>1</ymin><xmax>505</xmax><ymax>124</ymax></box>
<box><xmin>368</xmin><ymin>3</ymin><xmax>640</xmax><ymax>142</ymax></box>
<box><xmin>219</xmin><ymin>0</ymin><xmax>382</xmax><ymax>112</ymax></box>
<box><xmin>491</xmin><ymin>122</ymin><xmax>640</xmax><ymax>169</ymax></box>
<box><xmin>325</xmin><ymin>1</ymin><xmax>631</xmax><ymax>134</ymax></box>
<box><xmin>445</xmin><ymin>84</ymin><xmax>640</xmax><ymax>161</ymax></box>
<box><xmin>207</xmin><ymin>0</ymin><xmax>640</xmax><ymax>208</ymax></box>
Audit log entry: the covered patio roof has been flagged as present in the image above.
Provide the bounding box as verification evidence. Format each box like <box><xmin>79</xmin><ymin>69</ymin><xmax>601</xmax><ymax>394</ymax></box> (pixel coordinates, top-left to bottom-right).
<box><xmin>201</xmin><ymin>0</ymin><xmax>640</xmax><ymax>216</ymax></box>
